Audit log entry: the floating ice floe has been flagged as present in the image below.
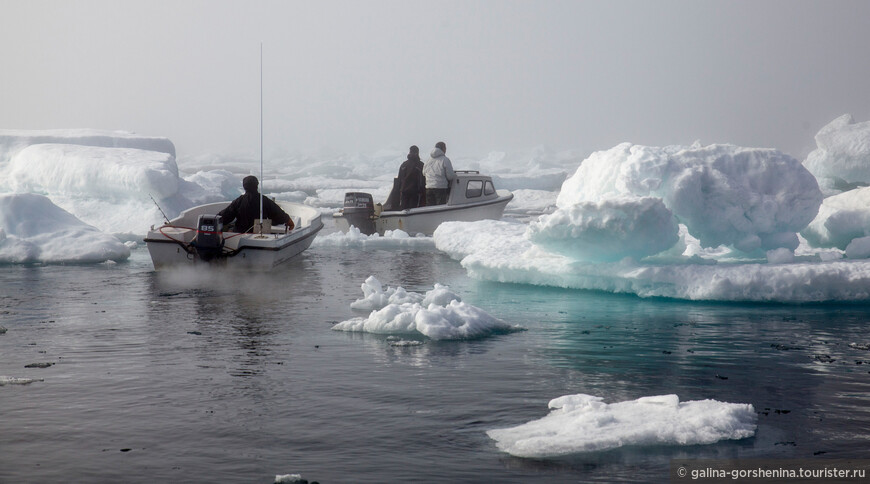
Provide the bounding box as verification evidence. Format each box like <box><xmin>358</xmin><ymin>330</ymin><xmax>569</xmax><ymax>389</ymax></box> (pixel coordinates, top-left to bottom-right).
<box><xmin>333</xmin><ymin>276</ymin><xmax>520</xmax><ymax>340</ymax></box>
<box><xmin>487</xmin><ymin>394</ymin><xmax>757</xmax><ymax>458</ymax></box>
<box><xmin>0</xmin><ymin>376</ymin><xmax>44</xmax><ymax>386</ymax></box>
<box><xmin>434</xmin><ymin>219</ymin><xmax>870</xmax><ymax>303</ymax></box>
<box><xmin>274</xmin><ymin>474</ymin><xmax>307</xmax><ymax>484</ymax></box>
<box><xmin>313</xmin><ymin>226</ymin><xmax>435</xmax><ymax>248</ymax></box>
<box><xmin>0</xmin><ymin>193</ymin><xmax>130</xmax><ymax>264</ymax></box>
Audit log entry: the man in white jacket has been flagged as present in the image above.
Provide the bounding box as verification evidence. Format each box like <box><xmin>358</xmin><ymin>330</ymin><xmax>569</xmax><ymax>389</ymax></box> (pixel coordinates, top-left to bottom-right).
<box><xmin>422</xmin><ymin>141</ymin><xmax>456</xmax><ymax>205</ymax></box>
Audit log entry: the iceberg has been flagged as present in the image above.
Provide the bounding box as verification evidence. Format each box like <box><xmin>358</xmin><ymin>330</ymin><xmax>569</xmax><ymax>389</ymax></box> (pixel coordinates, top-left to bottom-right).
<box><xmin>0</xmin><ymin>128</ymin><xmax>175</xmax><ymax>165</ymax></box>
<box><xmin>435</xmin><ymin>219</ymin><xmax>870</xmax><ymax>302</ymax></box>
<box><xmin>528</xmin><ymin>196</ymin><xmax>679</xmax><ymax>262</ymax></box>
<box><xmin>0</xmin><ymin>193</ymin><xmax>130</xmax><ymax>264</ymax></box>
<box><xmin>428</xmin><ymin>141</ymin><xmax>870</xmax><ymax>303</ymax></box>
<box><xmin>802</xmin><ymin>187</ymin><xmax>870</xmax><ymax>250</ymax></box>
<box><xmin>487</xmin><ymin>394</ymin><xmax>757</xmax><ymax>458</ymax></box>
<box><xmin>554</xmin><ymin>142</ymin><xmax>822</xmax><ymax>256</ymax></box>
<box><xmin>0</xmin><ymin>129</ymin><xmax>186</xmax><ymax>236</ymax></box>
<box><xmin>7</xmin><ymin>143</ymin><xmax>179</xmax><ymax>200</ymax></box>
<box><xmin>803</xmin><ymin>114</ymin><xmax>870</xmax><ymax>195</ymax></box>
<box><xmin>333</xmin><ymin>276</ymin><xmax>519</xmax><ymax>340</ymax></box>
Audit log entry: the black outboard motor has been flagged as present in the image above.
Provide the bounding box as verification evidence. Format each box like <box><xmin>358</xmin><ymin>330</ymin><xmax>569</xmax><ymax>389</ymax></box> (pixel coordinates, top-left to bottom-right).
<box><xmin>342</xmin><ymin>192</ymin><xmax>376</xmax><ymax>235</ymax></box>
<box><xmin>190</xmin><ymin>214</ymin><xmax>225</xmax><ymax>262</ymax></box>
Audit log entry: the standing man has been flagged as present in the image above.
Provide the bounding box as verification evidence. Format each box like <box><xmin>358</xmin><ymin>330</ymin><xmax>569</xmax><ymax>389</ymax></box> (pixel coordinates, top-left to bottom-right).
<box><xmin>422</xmin><ymin>141</ymin><xmax>456</xmax><ymax>206</ymax></box>
<box><xmin>398</xmin><ymin>145</ymin><xmax>426</xmax><ymax>209</ymax></box>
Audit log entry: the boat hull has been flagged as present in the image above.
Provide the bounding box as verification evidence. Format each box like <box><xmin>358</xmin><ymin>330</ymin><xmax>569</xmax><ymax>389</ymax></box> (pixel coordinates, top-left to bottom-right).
<box><xmin>144</xmin><ymin>201</ymin><xmax>323</xmax><ymax>270</ymax></box>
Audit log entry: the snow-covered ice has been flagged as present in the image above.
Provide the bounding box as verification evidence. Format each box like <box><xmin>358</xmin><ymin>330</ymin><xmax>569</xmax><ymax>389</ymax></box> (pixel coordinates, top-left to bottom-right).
<box><xmin>487</xmin><ymin>394</ymin><xmax>757</xmax><ymax>458</ymax></box>
<box><xmin>273</xmin><ymin>474</ymin><xmax>307</xmax><ymax>484</ymax></box>
<box><xmin>333</xmin><ymin>276</ymin><xmax>520</xmax><ymax>340</ymax></box>
<box><xmin>312</xmin><ymin>226</ymin><xmax>435</xmax><ymax>249</ymax></box>
<box><xmin>0</xmin><ymin>376</ymin><xmax>44</xmax><ymax>386</ymax></box>
<box><xmin>802</xmin><ymin>186</ymin><xmax>870</xmax><ymax>250</ymax></box>
<box><xmin>435</xmin><ymin>219</ymin><xmax>870</xmax><ymax>302</ymax></box>
<box><xmin>0</xmin><ymin>193</ymin><xmax>130</xmax><ymax>264</ymax></box>
<box><xmin>803</xmin><ymin>114</ymin><xmax>870</xmax><ymax>195</ymax></box>
<box><xmin>528</xmin><ymin>196</ymin><xmax>680</xmax><ymax>262</ymax></box>
<box><xmin>348</xmin><ymin>275</ymin><xmax>455</xmax><ymax>311</ymax></box>
<box><xmin>552</xmin><ymin>142</ymin><xmax>822</xmax><ymax>256</ymax></box>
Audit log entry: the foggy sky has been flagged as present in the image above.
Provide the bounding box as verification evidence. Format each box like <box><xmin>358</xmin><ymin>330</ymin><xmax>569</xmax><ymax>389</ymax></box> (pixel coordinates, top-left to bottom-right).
<box><xmin>2</xmin><ymin>0</ymin><xmax>869</xmax><ymax>160</ymax></box>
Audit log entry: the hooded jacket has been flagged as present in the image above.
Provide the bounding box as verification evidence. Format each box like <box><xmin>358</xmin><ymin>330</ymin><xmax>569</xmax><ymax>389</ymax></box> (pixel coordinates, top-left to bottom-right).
<box><xmin>398</xmin><ymin>153</ymin><xmax>425</xmax><ymax>194</ymax></box>
<box><xmin>422</xmin><ymin>148</ymin><xmax>456</xmax><ymax>189</ymax></box>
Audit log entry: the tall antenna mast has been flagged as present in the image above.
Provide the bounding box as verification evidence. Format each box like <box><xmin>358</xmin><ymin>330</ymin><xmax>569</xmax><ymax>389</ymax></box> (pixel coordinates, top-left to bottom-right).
<box><xmin>259</xmin><ymin>42</ymin><xmax>264</xmax><ymax>228</ymax></box>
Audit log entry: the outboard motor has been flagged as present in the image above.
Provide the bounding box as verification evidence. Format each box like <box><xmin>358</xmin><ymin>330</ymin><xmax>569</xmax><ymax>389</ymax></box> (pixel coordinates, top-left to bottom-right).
<box><xmin>342</xmin><ymin>192</ymin><xmax>376</xmax><ymax>235</ymax></box>
<box><xmin>190</xmin><ymin>214</ymin><xmax>225</xmax><ymax>262</ymax></box>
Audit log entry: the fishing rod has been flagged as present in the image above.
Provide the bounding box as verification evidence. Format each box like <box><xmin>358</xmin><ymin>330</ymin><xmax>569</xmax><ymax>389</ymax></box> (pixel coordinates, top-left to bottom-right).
<box><xmin>149</xmin><ymin>193</ymin><xmax>170</xmax><ymax>224</ymax></box>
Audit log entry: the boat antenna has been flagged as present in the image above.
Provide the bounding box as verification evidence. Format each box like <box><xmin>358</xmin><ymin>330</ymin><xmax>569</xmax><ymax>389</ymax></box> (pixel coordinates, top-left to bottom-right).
<box><xmin>149</xmin><ymin>193</ymin><xmax>170</xmax><ymax>224</ymax></box>
<box><xmin>259</xmin><ymin>41</ymin><xmax>264</xmax><ymax>232</ymax></box>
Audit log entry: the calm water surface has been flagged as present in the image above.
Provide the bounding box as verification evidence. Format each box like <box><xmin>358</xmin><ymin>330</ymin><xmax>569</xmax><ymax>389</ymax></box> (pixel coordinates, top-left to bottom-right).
<box><xmin>2</xmin><ymin>241</ymin><xmax>870</xmax><ymax>483</ymax></box>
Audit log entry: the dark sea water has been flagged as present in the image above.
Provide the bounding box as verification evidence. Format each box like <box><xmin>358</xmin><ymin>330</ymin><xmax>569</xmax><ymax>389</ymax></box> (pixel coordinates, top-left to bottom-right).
<box><xmin>2</xmin><ymin>239</ymin><xmax>870</xmax><ymax>483</ymax></box>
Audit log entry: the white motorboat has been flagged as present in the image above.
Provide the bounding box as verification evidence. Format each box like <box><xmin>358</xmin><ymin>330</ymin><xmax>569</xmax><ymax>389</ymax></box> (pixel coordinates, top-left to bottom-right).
<box><xmin>144</xmin><ymin>201</ymin><xmax>322</xmax><ymax>270</ymax></box>
<box><xmin>333</xmin><ymin>171</ymin><xmax>513</xmax><ymax>236</ymax></box>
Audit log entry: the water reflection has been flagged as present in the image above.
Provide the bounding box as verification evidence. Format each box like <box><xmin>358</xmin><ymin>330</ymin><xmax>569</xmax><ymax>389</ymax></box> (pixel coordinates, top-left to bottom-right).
<box><xmin>146</xmin><ymin>252</ymin><xmax>326</xmax><ymax>379</ymax></box>
<box><xmin>464</xmin><ymin>280</ymin><xmax>870</xmax><ymax>459</ymax></box>
<box><xmin>333</xmin><ymin>331</ymin><xmax>507</xmax><ymax>368</ymax></box>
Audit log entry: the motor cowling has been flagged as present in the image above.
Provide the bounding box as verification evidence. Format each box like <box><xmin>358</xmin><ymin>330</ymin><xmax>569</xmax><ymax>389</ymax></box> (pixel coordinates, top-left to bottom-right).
<box><xmin>341</xmin><ymin>192</ymin><xmax>376</xmax><ymax>235</ymax></box>
<box><xmin>191</xmin><ymin>214</ymin><xmax>225</xmax><ymax>262</ymax></box>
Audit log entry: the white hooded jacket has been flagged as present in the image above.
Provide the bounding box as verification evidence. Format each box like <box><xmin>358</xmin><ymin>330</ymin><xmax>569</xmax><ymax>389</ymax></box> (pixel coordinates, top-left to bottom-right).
<box><xmin>422</xmin><ymin>148</ymin><xmax>456</xmax><ymax>189</ymax></box>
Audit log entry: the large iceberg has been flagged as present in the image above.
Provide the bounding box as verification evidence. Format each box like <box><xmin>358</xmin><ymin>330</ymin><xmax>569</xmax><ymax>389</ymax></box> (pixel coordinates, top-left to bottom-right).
<box><xmin>549</xmin><ymin>142</ymin><xmax>822</xmax><ymax>258</ymax></box>
<box><xmin>487</xmin><ymin>394</ymin><xmax>757</xmax><ymax>458</ymax></box>
<box><xmin>435</xmin><ymin>219</ymin><xmax>870</xmax><ymax>302</ymax></box>
<box><xmin>431</xmin><ymin>141</ymin><xmax>870</xmax><ymax>303</ymax></box>
<box><xmin>0</xmin><ymin>129</ymin><xmax>235</xmax><ymax>237</ymax></box>
<box><xmin>0</xmin><ymin>128</ymin><xmax>175</xmax><ymax>164</ymax></box>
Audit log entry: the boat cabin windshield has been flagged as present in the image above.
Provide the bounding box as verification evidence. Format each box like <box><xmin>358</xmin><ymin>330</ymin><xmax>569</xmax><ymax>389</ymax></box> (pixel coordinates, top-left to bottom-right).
<box><xmin>447</xmin><ymin>171</ymin><xmax>500</xmax><ymax>205</ymax></box>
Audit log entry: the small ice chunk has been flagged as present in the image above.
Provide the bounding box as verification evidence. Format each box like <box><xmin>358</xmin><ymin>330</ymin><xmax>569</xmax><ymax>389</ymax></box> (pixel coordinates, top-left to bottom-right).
<box><xmin>334</xmin><ymin>277</ymin><xmax>519</xmax><ymax>340</ymax></box>
<box><xmin>274</xmin><ymin>474</ymin><xmax>307</xmax><ymax>484</ymax></box>
<box><xmin>487</xmin><ymin>393</ymin><xmax>757</xmax><ymax>458</ymax></box>
<box><xmin>0</xmin><ymin>376</ymin><xmax>44</xmax><ymax>386</ymax></box>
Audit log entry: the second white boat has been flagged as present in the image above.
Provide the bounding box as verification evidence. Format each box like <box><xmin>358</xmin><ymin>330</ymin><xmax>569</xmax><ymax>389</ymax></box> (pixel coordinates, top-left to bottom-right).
<box><xmin>333</xmin><ymin>170</ymin><xmax>513</xmax><ymax>236</ymax></box>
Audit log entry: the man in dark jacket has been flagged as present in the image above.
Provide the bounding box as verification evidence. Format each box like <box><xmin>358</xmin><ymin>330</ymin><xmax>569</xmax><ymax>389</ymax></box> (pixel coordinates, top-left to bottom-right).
<box><xmin>398</xmin><ymin>145</ymin><xmax>426</xmax><ymax>210</ymax></box>
<box><xmin>218</xmin><ymin>175</ymin><xmax>293</xmax><ymax>233</ymax></box>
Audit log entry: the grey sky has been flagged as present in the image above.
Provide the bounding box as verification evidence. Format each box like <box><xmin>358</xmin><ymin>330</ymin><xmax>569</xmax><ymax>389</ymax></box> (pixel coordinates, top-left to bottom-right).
<box><xmin>2</xmin><ymin>0</ymin><xmax>869</xmax><ymax>159</ymax></box>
